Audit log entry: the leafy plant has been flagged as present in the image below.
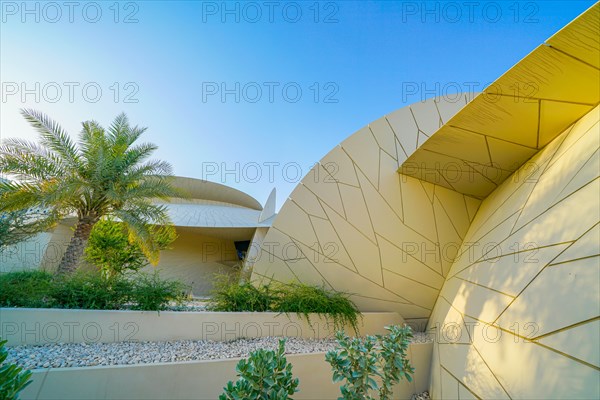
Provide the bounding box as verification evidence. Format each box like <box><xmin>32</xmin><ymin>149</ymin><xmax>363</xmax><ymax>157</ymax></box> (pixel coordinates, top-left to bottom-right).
<box><xmin>0</xmin><ymin>338</ymin><xmax>32</xmax><ymax>400</ymax></box>
<box><xmin>0</xmin><ymin>270</ymin><xmax>53</xmax><ymax>308</ymax></box>
<box><xmin>85</xmin><ymin>219</ymin><xmax>177</xmax><ymax>279</ymax></box>
<box><xmin>0</xmin><ymin>270</ymin><xmax>188</xmax><ymax>312</ymax></box>
<box><xmin>49</xmin><ymin>270</ymin><xmax>133</xmax><ymax>310</ymax></box>
<box><xmin>326</xmin><ymin>325</ymin><xmax>414</xmax><ymax>400</ymax></box>
<box><xmin>0</xmin><ymin>110</ymin><xmax>181</xmax><ymax>274</ymax></box>
<box><xmin>208</xmin><ymin>278</ymin><xmax>360</xmax><ymax>333</ymax></box>
<box><xmin>220</xmin><ymin>339</ymin><xmax>299</xmax><ymax>400</ymax></box>
<box><xmin>129</xmin><ymin>271</ymin><xmax>188</xmax><ymax>311</ymax></box>
<box><xmin>273</xmin><ymin>283</ymin><xmax>360</xmax><ymax>333</ymax></box>
<box><xmin>208</xmin><ymin>273</ymin><xmax>274</xmax><ymax>312</ymax></box>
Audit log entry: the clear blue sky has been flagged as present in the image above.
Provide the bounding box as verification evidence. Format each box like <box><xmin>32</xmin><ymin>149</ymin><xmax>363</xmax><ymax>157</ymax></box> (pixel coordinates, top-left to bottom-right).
<box><xmin>0</xmin><ymin>0</ymin><xmax>596</xmax><ymax>209</ymax></box>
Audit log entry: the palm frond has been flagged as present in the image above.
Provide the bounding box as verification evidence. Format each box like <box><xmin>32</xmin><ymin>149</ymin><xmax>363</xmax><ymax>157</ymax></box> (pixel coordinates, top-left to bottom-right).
<box><xmin>20</xmin><ymin>109</ymin><xmax>81</xmax><ymax>170</ymax></box>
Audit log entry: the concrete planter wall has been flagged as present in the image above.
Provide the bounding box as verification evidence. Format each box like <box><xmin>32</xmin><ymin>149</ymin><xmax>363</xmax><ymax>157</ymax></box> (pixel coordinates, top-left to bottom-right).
<box><xmin>0</xmin><ymin>308</ymin><xmax>404</xmax><ymax>346</ymax></box>
<box><xmin>21</xmin><ymin>343</ymin><xmax>432</xmax><ymax>400</ymax></box>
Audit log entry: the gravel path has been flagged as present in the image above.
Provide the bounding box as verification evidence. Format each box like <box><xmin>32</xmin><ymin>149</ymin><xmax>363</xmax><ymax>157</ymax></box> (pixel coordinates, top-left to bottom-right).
<box><xmin>8</xmin><ymin>333</ymin><xmax>431</xmax><ymax>370</ymax></box>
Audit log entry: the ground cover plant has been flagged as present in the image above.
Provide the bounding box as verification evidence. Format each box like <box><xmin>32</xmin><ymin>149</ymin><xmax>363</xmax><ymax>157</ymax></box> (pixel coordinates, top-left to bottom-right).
<box><xmin>208</xmin><ymin>275</ymin><xmax>361</xmax><ymax>333</ymax></box>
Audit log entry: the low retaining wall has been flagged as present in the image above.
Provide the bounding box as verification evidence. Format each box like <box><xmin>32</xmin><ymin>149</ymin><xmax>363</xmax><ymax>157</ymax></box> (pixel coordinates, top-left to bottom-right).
<box><xmin>21</xmin><ymin>343</ymin><xmax>433</xmax><ymax>400</ymax></box>
<box><xmin>0</xmin><ymin>308</ymin><xmax>404</xmax><ymax>346</ymax></box>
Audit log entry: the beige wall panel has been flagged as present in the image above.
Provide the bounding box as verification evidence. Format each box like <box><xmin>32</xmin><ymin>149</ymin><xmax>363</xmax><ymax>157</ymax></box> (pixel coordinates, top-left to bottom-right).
<box><xmin>549</xmin><ymin>109</ymin><xmax>599</xmax><ymax>163</ymax></box>
<box><xmin>290</xmin><ymin>185</ymin><xmax>328</xmax><ymax>219</ymax></box>
<box><xmin>434</xmin><ymin>187</ymin><xmax>475</xmax><ymax>238</ymax></box>
<box><xmin>496</xmin><ymin>256</ymin><xmax>600</xmax><ymax>336</ymax></box>
<box><xmin>370</xmin><ymin>118</ymin><xmax>398</xmax><ymax>160</ymax></box>
<box><xmin>340</xmin><ymin>127</ymin><xmax>382</xmax><ymax>189</ymax></box>
<box><xmin>320</xmin><ymin>201</ymin><xmax>383</xmax><ymax>285</ymax></box>
<box><xmin>458</xmin><ymin>384</ymin><xmax>478</xmax><ymax>400</ymax></box>
<box><xmin>447</xmin><ymin>96</ymin><xmax>540</xmax><ymax>148</ymax></box>
<box><xmin>377</xmin><ymin>151</ymin><xmax>404</xmax><ymax>219</ymax></box>
<box><xmin>440</xmin><ymin>277</ymin><xmax>514</xmax><ymax>325</ymax></box>
<box><xmin>438</xmin><ymin>343</ymin><xmax>510</xmax><ymax>400</ymax></box>
<box><xmin>318</xmin><ymin>146</ymin><xmax>360</xmax><ymax>187</ymax></box>
<box><xmin>308</xmin><ymin>215</ymin><xmax>357</xmax><ymax>271</ymax></box>
<box><xmin>302</xmin><ymin>164</ymin><xmax>345</xmax><ymax>216</ymax></box>
<box><xmin>486</xmin><ymin>137</ymin><xmax>538</xmax><ymax>170</ymax></box>
<box><xmin>400</xmin><ymin>177</ymin><xmax>438</xmax><ymax>242</ymax></box>
<box><xmin>552</xmin><ymin>223</ymin><xmax>599</xmax><ymax>264</ymax></box>
<box><xmin>429</xmin><ymin>104</ymin><xmax>600</xmax><ymax>398</ymax></box>
<box><xmin>440</xmin><ymin>368</ymin><xmax>460</xmax><ymax>400</ymax></box>
<box><xmin>434</xmin><ymin>94</ymin><xmax>471</xmax><ymax>124</ymax></box>
<box><xmin>379</xmin><ymin>238</ymin><xmax>444</xmax><ymax>290</ymax></box>
<box><xmin>468</xmin><ymin>318</ymin><xmax>600</xmax><ymax>399</ymax></box>
<box><xmin>272</xmin><ymin>200</ymin><xmax>320</xmax><ymax>248</ymax></box>
<box><xmin>455</xmin><ymin>243</ymin><xmax>569</xmax><ymax>297</ymax></box>
<box><xmin>147</xmin><ymin>229</ymin><xmax>242</xmax><ymax>296</ymax></box>
<box><xmin>537</xmin><ymin>319</ymin><xmax>600</xmax><ymax>367</ymax></box>
<box><xmin>463</xmin><ymin>197</ymin><xmax>480</xmax><ymax>222</ymax></box>
<box><xmin>410</xmin><ymin>98</ymin><xmax>443</xmax><ymax>137</ymax></box>
<box><xmin>386</xmin><ymin>106</ymin><xmax>420</xmax><ymax>154</ymax></box>
<box><xmin>382</xmin><ymin>270</ymin><xmax>438</xmax><ymax>311</ymax></box>
<box><xmin>539</xmin><ymin>101</ymin><xmax>594</xmax><ymax>147</ymax></box>
<box><xmin>546</xmin><ymin>3</ymin><xmax>599</xmax><ymax>68</ymax></box>
<box><xmin>420</xmin><ymin>126</ymin><xmax>491</xmax><ymax>165</ymax></box>
<box><xmin>338</xmin><ymin>183</ymin><xmax>376</xmax><ymax>242</ymax></box>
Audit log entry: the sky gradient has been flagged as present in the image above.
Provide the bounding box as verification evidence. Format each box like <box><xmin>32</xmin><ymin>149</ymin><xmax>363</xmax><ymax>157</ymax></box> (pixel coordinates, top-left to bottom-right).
<box><xmin>0</xmin><ymin>0</ymin><xmax>596</xmax><ymax>209</ymax></box>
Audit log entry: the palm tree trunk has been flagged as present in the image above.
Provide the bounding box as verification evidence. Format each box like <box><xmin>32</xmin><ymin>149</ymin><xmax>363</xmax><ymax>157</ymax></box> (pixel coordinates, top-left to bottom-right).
<box><xmin>56</xmin><ymin>217</ymin><xmax>98</xmax><ymax>274</ymax></box>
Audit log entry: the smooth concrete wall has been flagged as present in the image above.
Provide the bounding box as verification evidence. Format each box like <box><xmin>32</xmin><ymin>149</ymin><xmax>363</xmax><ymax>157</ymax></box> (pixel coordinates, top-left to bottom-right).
<box><xmin>20</xmin><ymin>343</ymin><xmax>432</xmax><ymax>400</ymax></box>
<box><xmin>0</xmin><ymin>222</ymin><xmax>72</xmax><ymax>273</ymax></box>
<box><xmin>427</xmin><ymin>106</ymin><xmax>600</xmax><ymax>399</ymax></box>
<box><xmin>250</xmin><ymin>95</ymin><xmax>480</xmax><ymax>321</ymax></box>
<box><xmin>142</xmin><ymin>227</ymin><xmax>242</xmax><ymax>295</ymax></box>
<box><xmin>0</xmin><ymin>308</ymin><xmax>404</xmax><ymax>346</ymax></box>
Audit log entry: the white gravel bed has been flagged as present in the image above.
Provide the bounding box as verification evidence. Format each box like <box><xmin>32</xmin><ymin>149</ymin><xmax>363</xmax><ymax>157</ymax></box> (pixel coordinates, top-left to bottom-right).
<box><xmin>411</xmin><ymin>391</ymin><xmax>430</xmax><ymax>400</ymax></box>
<box><xmin>8</xmin><ymin>333</ymin><xmax>431</xmax><ymax>370</ymax></box>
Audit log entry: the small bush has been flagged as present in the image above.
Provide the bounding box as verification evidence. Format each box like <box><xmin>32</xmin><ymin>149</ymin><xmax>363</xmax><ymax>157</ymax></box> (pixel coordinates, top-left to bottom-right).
<box><xmin>326</xmin><ymin>325</ymin><xmax>414</xmax><ymax>400</ymax></box>
<box><xmin>208</xmin><ymin>274</ymin><xmax>274</xmax><ymax>312</ymax></box>
<box><xmin>0</xmin><ymin>270</ymin><xmax>53</xmax><ymax>308</ymax></box>
<box><xmin>274</xmin><ymin>283</ymin><xmax>360</xmax><ymax>333</ymax></box>
<box><xmin>129</xmin><ymin>272</ymin><xmax>188</xmax><ymax>311</ymax></box>
<box><xmin>49</xmin><ymin>271</ymin><xmax>133</xmax><ymax>310</ymax></box>
<box><xmin>85</xmin><ymin>219</ymin><xmax>177</xmax><ymax>279</ymax></box>
<box><xmin>220</xmin><ymin>339</ymin><xmax>299</xmax><ymax>400</ymax></box>
<box><xmin>208</xmin><ymin>278</ymin><xmax>360</xmax><ymax>333</ymax></box>
<box><xmin>0</xmin><ymin>338</ymin><xmax>32</xmax><ymax>400</ymax></box>
<box><xmin>0</xmin><ymin>270</ymin><xmax>188</xmax><ymax>312</ymax></box>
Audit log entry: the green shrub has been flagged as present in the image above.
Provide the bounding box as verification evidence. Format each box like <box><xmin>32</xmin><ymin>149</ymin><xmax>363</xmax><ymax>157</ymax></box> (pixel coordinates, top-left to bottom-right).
<box><xmin>208</xmin><ymin>274</ymin><xmax>274</xmax><ymax>312</ymax></box>
<box><xmin>49</xmin><ymin>271</ymin><xmax>133</xmax><ymax>310</ymax></box>
<box><xmin>273</xmin><ymin>283</ymin><xmax>360</xmax><ymax>333</ymax></box>
<box><xmin>220</xmin><ymin>339</ymin><xmax>299</xmax><ymax>400</ymax></box>
<box><xmin>0</xmin><ymin>270</ymin><xmax>188</xmax><ymax>312</ymax></box>
<box><xmin>326</xmin><ymin>325</ymin><xmax>414</xmax><ymax>400</ymax></box>
<box><xmin>129</xmin><ymin>272</ymin><xmax>188</xmax><ymax>311</ymax></box>
<box><xmin>0</xmin><ymin>338</ymin><xmax>32</xmax><ymax>400</ymax></box>
<box><xmin>85</xmin><ymin>219</ymin><xmax>177</xmax><ymax>279</ymax></box>
<box><xmin>0</xmin><ymin>270</ymin><xmax>53</xmax><ymax>308</ymax></box>
<box><xmin>208</xmin><ymin>277</ymin><xmax>360</xmax><ymax>333</ymax></box>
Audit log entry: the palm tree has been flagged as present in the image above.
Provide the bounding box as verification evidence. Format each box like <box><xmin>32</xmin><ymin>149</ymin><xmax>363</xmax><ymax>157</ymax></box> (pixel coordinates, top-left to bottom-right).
<box><xmin>0</xmin><ymin>110</ymin><xmax>178</xmax><ymax>274</ymax></box>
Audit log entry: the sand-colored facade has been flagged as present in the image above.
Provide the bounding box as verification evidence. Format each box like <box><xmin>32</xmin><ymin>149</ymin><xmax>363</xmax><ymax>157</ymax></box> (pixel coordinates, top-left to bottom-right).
<box><xmin>249</xmin><ymin>4</ymin><xmax>600</xmax><ymax>398</ymax></box>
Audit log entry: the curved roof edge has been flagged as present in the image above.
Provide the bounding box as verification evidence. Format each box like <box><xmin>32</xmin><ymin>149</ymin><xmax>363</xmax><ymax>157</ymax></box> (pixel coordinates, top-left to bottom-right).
<box><xmin>401</xmin><ymin>3</ymin><xmax>600</xmax><ymax>198</ymax></box>
<box><xmin>171</xmin><ymin>176</ymin><xmax>263</xmax><ymax>211</ymax></box>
